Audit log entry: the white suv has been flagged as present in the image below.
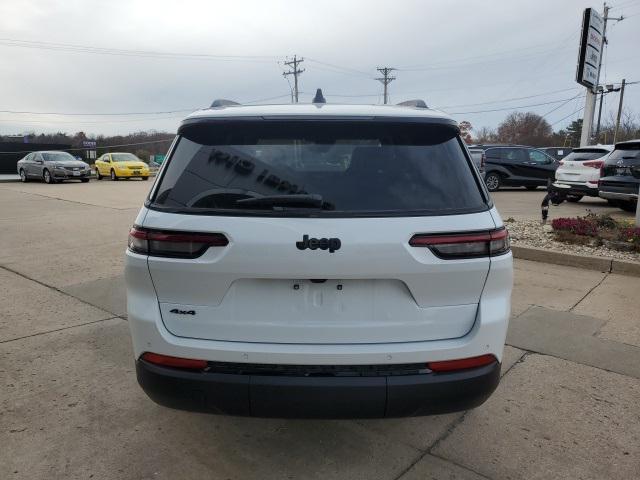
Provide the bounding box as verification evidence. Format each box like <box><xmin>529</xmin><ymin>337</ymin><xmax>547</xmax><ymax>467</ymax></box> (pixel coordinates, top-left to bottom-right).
<box><xmin>554</xmin><ymin>145</ymin><xmax>613</xmax><ymax>201</ymax></box>
<box><xmin>125</xmin><ymin>98</ymin><xmax>513</xmax><ymax>418</ymax></box>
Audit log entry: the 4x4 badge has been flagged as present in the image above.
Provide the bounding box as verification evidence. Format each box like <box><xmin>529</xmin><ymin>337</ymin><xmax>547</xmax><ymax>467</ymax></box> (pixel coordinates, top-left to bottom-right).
<box><xmin>296</xmin><ymin>234</ymin><xmax>341</xmax><ymax>253</ymax></box>
<box><xmin>170</xmin><ymin>308</ymin><xmax>196</xmax><ymax>315</ymax></box>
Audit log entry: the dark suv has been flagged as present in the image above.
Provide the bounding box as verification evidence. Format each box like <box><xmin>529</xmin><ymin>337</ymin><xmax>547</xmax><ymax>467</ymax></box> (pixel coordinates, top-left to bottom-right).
<box><xmin>599</xmin><ymin>139</ymin><xmax>640</xmax><ymax>212</ymax></box>
<box><xmin>470</xmin><ymin>145</ymin><xmax>559</xmax><ymax>192</ymax></box>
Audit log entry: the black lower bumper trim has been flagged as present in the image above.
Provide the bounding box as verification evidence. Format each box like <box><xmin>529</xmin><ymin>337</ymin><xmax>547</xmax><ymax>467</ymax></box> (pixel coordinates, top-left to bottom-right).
<box><xmin>136</xmin><ymin>359</ymin><xmax>501</xmax><ymax>418</ymax></box>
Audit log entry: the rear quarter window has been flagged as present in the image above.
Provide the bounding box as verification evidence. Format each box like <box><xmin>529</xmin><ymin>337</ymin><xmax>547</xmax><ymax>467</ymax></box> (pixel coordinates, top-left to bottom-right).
<box><xmin>150</xmin><ymin>120</ymin><xmax>488</xmax><ymax>217</ymax></box>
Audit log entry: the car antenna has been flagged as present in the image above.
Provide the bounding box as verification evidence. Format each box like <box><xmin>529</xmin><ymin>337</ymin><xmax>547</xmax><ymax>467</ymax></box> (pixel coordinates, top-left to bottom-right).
<box><xmin>312</xmin><ymin>89</ymin><xmax>326</xmax><ymax>104</ymax></box>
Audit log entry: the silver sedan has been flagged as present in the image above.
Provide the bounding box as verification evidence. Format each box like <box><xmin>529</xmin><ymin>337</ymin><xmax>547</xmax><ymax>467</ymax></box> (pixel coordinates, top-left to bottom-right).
<box><xmin>17</xmin><ymin>151</ymin><xmax>91</xmax><ymax>183</ymax></box>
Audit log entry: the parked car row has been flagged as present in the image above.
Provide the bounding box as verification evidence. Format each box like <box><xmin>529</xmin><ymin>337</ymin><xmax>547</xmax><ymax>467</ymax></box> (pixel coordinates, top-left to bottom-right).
<box><xmin>468</xmin><ymin>144</ymin><xmax>559</xmax><ymax>192</ymax></box>
<box><xmin>467</xmin><ymin>141</ymin><xmax>638</xmax><ymax>213</ymax></box>
<box><xmin>17</xmin><ymin>151</ymin><xmax>150</xmax><ymax>183</ymax></box>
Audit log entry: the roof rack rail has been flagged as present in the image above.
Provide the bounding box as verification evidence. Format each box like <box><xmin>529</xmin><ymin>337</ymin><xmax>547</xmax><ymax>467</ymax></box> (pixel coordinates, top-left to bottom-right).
<box><xmin>397</xmin><ymin>99</ymin><xmax>428</xmax><ymax>109</ymax></box>
<box><xmin>210</xmin><ymin>99</ymin><xmax>241</xmax><ymax>108</ymax></box>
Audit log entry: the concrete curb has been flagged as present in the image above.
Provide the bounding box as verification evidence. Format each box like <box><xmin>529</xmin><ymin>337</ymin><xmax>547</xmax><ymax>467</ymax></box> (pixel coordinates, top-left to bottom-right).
<box><xmin>512</xmin><ymin>245</ymin><xmax>640</xmax><ymax>277</ymax></box>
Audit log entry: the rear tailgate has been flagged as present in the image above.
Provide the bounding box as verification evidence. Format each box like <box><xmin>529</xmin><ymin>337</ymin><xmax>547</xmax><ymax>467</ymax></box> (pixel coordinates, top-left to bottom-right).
<box><xmin>144</xmin><ymin>210</ymin><xmax>495</xmax><ymax>344</ymax></box>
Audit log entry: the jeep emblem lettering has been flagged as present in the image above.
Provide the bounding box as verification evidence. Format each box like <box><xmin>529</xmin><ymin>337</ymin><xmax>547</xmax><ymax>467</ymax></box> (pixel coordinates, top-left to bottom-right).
<box><xmin>296</xmin><ymin>234</ymin><xmax>341</xmax><ymax>253</ymax></box>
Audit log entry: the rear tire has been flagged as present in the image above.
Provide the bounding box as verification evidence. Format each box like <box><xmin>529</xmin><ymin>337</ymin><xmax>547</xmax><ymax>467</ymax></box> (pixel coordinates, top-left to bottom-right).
<box><xmin>95</xmin><ymin>169</ymin><xmax>102</xmax><ymax>180</ymax></box>
<box><xmin>484</xmin><ymin>172</ymin><xmax>501</xmax><ymax>192</ymax></box>
<box><xmin>619</xmin><ymin>201</ymin><xmax>637</xmax><ymax>212</ymax></box>
<box><xmin>19</xmin><ymin>169</ymin><xmax>28</xmax><ymax>183</ymax></box>
<box><xmin>110</xmin><ymin>169</ymin><xmax>118</xmax><ymax>181</ymax></box>
<box><xmin>525</xmin><ymin>186</ymin><xmax>538</xmax><ymax>191</ymax></box>
<box><xmin>142</xmin><ymin>176</ymin><xmax>149</xmax><ymax>181</ymax></box>
<box><xmin>81</xmin><ymin>178</ymin><xmax>90</xmax><ymax>183</ymax></box>
<box><xmin>607</xmin><ymin>199</ymin><xmax>620</xmax><ymax>207</ymax></box>
<box><xmin>566</xmin><ymin>195</ymin><xmax>583</xmax><ymax>203</ymax></box>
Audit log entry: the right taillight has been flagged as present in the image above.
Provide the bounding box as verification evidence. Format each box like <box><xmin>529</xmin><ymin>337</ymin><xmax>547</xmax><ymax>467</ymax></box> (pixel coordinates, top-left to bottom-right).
<box><xmin>428</xmin><ymin>354</ymin><xmax>497</xmax><ymax>372</ymax></box>
<box><xmin>128</xmin><ymin>226</ymin><xmax>228</xmax><ymax>258</ymax></box>
<box><xmin>480</xmin><ymin>152</ymin><xmax>486</xmax><ymax>169</ymax></box>
<box><xmin>409</xmin><ymin>228</ymin><xmax>510</xmax><ymax>259</ymax></box>
<box><xmin>583</xmin><ymin>160</ymin><xmax>604</xmax><ymax>169</ymax></box>
<box><xmin>559</xmin><ymin>160</ymin><xmax>565</xmax><ymax>166</ymax></box>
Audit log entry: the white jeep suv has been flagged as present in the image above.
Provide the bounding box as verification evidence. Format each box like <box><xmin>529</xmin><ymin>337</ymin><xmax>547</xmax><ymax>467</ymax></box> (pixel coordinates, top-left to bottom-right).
<box><xmin>125</xmin><ymin>98</ymin><xmax>513</xmax><ymax>418</ymax></box>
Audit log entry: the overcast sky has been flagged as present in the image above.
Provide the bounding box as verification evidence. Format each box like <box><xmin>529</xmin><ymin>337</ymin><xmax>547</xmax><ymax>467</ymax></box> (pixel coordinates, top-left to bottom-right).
<box><xmin>0</xmin><ymin>0</ymin><xmax>638</xmax><ymax>136</ymax></box>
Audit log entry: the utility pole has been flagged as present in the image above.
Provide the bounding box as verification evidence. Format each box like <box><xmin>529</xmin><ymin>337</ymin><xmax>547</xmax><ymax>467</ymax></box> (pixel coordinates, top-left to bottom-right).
<box><xmin>376</xmin><ymin>67</ymin><xmax>396</xmax><ymax>104</ymax></box>
<box><xmin>614</xmin><ymin>78</ymin><xmax>626</xmax><ymax>143</ymax></box>
<box><xmin>580</xmin><ymin>3</ymin><xmax>623</xmax><ymax>146</ymax></box>
<box><xmin>595</xmin><ymin>86</ymin><xmax>605</xmax><ymax>143</ymax></box>
<box><xmin>283</xmin><ymin>55</ymin><xmax>305</xmax><ymax>103</ymax></box>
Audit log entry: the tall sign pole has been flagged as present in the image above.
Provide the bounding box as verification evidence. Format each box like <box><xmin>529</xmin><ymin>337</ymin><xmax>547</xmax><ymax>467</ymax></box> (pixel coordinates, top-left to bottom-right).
<box><xmin>577</xmin><ymin>6</ymin><xmax>606</xmax><ymax>147</ymax></box>
<box><xmin>577</xmin><ymin>4</ymin><xmax>623</xmax><ymax>146</ymax></box>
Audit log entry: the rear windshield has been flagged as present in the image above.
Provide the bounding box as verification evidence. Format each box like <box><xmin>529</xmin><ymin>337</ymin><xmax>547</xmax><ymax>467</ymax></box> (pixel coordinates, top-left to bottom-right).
<box><xmin>606</xmin><ymin>143</ymin><xmax>640</xmax><ymax>164</ymax></box>
<box><xmin>150</xmin><ymin>121</ymin><xmax>487</xmax><ymax>217</ymax></box>
<box><xmin>563</xmin><ymin>149</ymin><xmax>609</xmax><ymax>162</ymax></box>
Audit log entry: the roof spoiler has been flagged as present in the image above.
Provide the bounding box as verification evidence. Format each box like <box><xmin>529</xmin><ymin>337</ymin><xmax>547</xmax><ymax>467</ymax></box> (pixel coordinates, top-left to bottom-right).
<box><xmin>397</xmin><ymin>99</ymin><xmax>428</xmax><ymax>109</ymax></box>
<box><xmin>210</xmin><ymin>99</ymin><xmax>241</xmax><ymax>108</ymax></box>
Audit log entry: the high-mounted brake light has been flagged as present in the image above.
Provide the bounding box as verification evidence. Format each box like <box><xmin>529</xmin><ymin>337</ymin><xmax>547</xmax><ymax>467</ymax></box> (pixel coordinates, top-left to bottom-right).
<box><xmin>583</xmin><ymin>160</ymin><xmax>604</xmax><ymax>169</ymax></box>
<box><xmin>128</xmin><ymin>226</ymin><xmax>228</xmax><ymax>258</ymax></box>
<box><xmin>141</xmin><ymin>352</ymin><xmax>208</xmax><ymax>370</ymax></box>
<box><xmin>428</xmin><ymin>354</ymin><xmax>497</xmax><ymax>372</ymax></box>
<box><xmin>409</xmin><ymin>228</ymin><xmax>510</xmax><ymax>259</ymax></box>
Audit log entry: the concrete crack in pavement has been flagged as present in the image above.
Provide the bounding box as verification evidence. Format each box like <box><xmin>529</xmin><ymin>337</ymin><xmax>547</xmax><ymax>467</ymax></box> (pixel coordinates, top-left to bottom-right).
<box><xmin>0</xmin><ymin>264</ymin><xmax>122</xmax><ymax>319</ymax></box>
<box><xmin>0</xmin><ymin>316</ymin><xmax>122</xmax><ymax>344</ymax></box>
<box><xmin>569</xmin><ymin>272</ymin><xmax>609</xmax><ymax>312</ymax></box>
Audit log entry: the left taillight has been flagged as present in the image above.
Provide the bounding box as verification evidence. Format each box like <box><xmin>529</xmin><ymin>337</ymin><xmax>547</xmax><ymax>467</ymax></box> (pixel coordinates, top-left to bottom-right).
<box><xmin>409</xmin><ymin>228</ymin><xmax>510</xmax><ymax>259</ymax></box>
<box><xmin>128</xmin><ymin>226</ymin><xmax>228</xmax><ymax>258</ymax></box>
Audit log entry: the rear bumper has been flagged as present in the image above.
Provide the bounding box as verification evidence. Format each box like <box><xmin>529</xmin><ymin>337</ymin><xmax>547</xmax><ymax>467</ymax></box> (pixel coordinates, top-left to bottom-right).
<box><xmin>136</xmin><ymin>359</ymin><xmax>501</xmax><ymax>418</ymax></box>
<box><xmin>553</xmin><ymin>181</ymin><xmax>599</xmax><ymax>196</ymax></box>
<box><xmin>599</xmin><ymin>190</ymin><xmax>638</xmax><ymax>201</ymax></box>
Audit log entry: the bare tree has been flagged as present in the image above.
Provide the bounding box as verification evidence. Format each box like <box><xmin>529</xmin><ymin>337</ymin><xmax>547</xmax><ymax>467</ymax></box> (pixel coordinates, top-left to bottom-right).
<box><xmin>473</xmin><ymin>126</ymin><xmax>498</xmax><ymax>144</ymax></box>
<box><xmin>496</xmin><ymin>112</ymin><xmax>552</xmax><ymax>146</ymax></box>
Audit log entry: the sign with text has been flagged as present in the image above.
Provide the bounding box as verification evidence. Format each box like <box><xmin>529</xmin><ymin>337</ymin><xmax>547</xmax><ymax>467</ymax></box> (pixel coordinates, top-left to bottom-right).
<box><xmin>576</xmin><ymin>7</ymin><xmax>604</xmax><ymax>89</ymax></box>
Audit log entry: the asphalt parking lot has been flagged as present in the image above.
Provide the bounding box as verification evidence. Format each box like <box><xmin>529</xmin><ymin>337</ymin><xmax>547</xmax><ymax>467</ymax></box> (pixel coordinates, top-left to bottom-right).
<box><xmin>1</xmin><ymin>181</ymin><xmax>639</xmax><ymax>480</ymax></box>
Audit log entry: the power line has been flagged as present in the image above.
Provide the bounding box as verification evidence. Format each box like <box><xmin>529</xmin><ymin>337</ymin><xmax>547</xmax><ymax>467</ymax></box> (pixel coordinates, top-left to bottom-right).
<box><xmin>0</xmin><ymin>114</ymin><xmax>186</xmax><ymax>125</ymax></box>
<box><xmin>396</xmin><ymin>35</ymin><xmax>581</xmax><ymax>70</ymax></box>
<box><xmin>0</xmin><ymin>138</ymin><xmax>174</xmax><ymax>155</ymax></box>
<box><xmin>435</xmin><ymin>87</ymin><xmax>580</xmax><ymax>109</ymax></box>
<box><xmin>0</xmin><ymin>108</ymin><xmax>197</xmax><ymax>116</ymax></box>
<box><xmin>550</xmin><ymin>106</ymin><xmax>585</xmax><ymax>127</ymax></box>
<box><xmin>610</xmin><ymin>0</ymin><xmax>640</xmax><ymax>10</ymax></box>
<box><xmin>447</xmin><ymin>95</ymin><xmax>585</xmax><ymax>115</ymax></box>
<box><xmin>0</xmin><ymin>38</ymin><xmax>279</xmax><ymax>63</ymax></box>
<box><xmin>242</xmin><ymin>93</ymin><xmax>294</xmax><ymax>104</ymax></box>
<box><xmin>398</xmin><ymin>45</ymin><xmax>576</xmax><ymax>72</ymax></box>
<box><xmin>538</xmin><ymin>91</ymin><xmax>585</xmax><ymax>120</ymax></box>
<box><xmin>376</xmin><ymin>67</ymin><xmax>396</xmax><ymax>105</ymax></box>
<box><xmin>306</xmin><ymin>58</ymin><xmax>372</xmax><ymax>78</ymax></box>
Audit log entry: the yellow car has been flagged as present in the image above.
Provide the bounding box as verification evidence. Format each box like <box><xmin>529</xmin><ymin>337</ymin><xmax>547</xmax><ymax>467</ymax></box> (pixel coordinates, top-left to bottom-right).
<box><xmin>95</xmin><ymin>152</ymin><xmax>150</xmax><ymax>181</ymax></box>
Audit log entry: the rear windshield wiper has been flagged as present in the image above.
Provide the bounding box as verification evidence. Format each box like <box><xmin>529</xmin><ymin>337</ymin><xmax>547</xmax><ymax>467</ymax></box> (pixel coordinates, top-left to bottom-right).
<box><xmin>235</xmin><ymin>194</ymin><xmax>333</xmax><ymax>210</ymax></box>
